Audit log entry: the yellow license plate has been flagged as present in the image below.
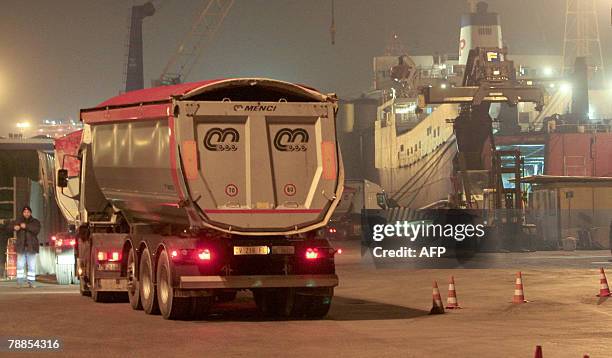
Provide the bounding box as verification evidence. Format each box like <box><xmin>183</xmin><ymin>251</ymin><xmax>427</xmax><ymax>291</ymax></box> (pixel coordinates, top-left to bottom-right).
<box><xmin>233</xmin><ymin>246</ymin><xmax>270</xmax><ymax>255</ymax></box>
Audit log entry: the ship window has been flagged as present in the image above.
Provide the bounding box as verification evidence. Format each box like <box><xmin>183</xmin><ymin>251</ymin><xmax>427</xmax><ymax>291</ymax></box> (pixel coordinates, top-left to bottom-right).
<box><xmin>400</xmin><ymin>144</ymin><xmax>404</xmax><ymax>152</ymax></box>
<box><xmin>427</xmin><ymin>127</ymin><xmax>432</xmax><ymax>135</ymax></box>
<box><xmin>419</xmin><ymin>141</ymin><xmax>421</xmax><ymax>149</ymax></box>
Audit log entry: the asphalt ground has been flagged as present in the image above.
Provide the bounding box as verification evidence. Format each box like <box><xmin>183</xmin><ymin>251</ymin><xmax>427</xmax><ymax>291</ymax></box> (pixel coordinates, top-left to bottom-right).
<box><xmin>1</xmin><ymin>241</ymin><xmax>611</xmax><ymax>357</ymax></box>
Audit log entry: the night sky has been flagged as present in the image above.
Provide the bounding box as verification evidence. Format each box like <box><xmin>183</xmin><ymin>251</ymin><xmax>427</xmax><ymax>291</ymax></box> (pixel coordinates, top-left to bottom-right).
<box><xmin>0</xmin><ymin>0</ymin><xmax>610</xmax><ymax>135</ymax></box>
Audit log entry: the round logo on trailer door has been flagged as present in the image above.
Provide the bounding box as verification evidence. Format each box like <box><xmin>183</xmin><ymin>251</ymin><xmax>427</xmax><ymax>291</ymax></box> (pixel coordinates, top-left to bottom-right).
<box><xmin>225</xmin><ymin>184</ymin><xmax>238</xmax><ymax>197</ymax></box>
<box><xmin>283</xmin><ymin>184</ymin><xmax>296</xmax><ymax>197</ymax></box>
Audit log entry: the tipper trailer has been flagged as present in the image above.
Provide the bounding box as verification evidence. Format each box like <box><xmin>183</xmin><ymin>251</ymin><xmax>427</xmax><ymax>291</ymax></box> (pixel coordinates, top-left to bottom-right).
<box><xmin>56</xmin><ymin>78</ymin><xmax>344</xmax><ymax>319</ymax></box>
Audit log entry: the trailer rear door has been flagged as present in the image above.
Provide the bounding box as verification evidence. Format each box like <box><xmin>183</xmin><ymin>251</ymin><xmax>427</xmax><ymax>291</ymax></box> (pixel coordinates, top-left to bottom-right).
<box><xmin>176</xmin><ymin>100</ymin><xmax>342</xmax><ymax>234</ymax></box>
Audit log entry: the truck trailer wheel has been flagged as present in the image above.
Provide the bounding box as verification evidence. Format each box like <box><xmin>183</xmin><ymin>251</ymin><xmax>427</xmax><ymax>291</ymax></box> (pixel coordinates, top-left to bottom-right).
<box><xmin>127</xmin><ymin>248</ymin><xmax>142</xmax><ymax>310</ymax></box>
<box><xmin>139</xmin><ymin>247</ymin><xmax>160</xmax><ymax>315</ymax></box>
<box><xmin>156</xmin><ymin>250</ymin><xmax>191</xmax><ymax>320</ymax></box>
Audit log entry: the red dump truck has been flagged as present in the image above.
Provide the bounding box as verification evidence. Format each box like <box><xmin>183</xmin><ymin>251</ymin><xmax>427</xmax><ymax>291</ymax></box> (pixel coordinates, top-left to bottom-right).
<box><xmin>55</xmin><ymin>78</ymin><xmax>343</xmax><ymax>319</ymax></box>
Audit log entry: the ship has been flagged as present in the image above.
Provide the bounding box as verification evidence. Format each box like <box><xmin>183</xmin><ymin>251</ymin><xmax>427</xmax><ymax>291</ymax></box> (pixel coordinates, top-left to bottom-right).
<box><xmin>338</xmin><ymin>1</ymin><xmax>612</xmax><ymax>249</ymax></box>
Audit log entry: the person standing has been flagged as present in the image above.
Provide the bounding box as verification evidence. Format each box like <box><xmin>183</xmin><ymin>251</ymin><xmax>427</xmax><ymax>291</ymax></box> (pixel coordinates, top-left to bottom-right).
<box><xmin>13</xmin><ymin>206</ymin><xmax>41</xmax><ymax>288</ymax></box>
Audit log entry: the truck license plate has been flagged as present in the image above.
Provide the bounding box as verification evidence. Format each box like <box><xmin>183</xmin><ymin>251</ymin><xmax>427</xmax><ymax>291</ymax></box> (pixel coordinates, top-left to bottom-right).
<box><xmin>233</xmin><ymin>246</ymin><xmax>270</xmax><ymax>255</ymax></box>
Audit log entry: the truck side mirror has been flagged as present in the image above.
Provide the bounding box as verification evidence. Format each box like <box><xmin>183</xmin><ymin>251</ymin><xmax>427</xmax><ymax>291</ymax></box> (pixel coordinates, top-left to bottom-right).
<box><xmin>57</xmin><ymin>169</ymin><xmax>69</xmax><ymax>188</ymax></box>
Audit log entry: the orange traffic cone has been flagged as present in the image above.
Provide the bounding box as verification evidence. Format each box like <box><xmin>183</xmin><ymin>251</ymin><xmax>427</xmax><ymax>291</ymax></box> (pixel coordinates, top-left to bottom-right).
<box><xmin>430</xmin><ymin>280</ymin><xmax>445</xmax><ymax>314</ymax></box>
<box><xmin>513</xmin><ymin>271</ymin><xmax>528</xmax><ymax>304</ymax></box>
<box><xmin>534</xmin><ymin>345</ymin><xmax>543</xmax><ymax>358</ymax></box>
<box><xmin>596</xmin><ymin>267</ymin><xmax>611</xmax><ymax>297</ymax></box>
<box><xmin>445</xmin><ymin>276</ymin><xmax>462</xmax><ymax>309</ymax></box>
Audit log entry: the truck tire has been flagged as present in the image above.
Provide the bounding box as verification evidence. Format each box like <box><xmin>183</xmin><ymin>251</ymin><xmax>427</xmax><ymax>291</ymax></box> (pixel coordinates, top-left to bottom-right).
<box><xmin>156</xmin><ymin>250</ymin><xmax>191</xmax><ymax>320</ymax></box>
<box><xmin>139</xmin><ymin>247</ymin><xmax>160</xmax><ymax>315</ymax></box>
<box><xmin>127</xmin><ymin>248</ymin><xmax>142</xmax><ymax>310</ymax></box>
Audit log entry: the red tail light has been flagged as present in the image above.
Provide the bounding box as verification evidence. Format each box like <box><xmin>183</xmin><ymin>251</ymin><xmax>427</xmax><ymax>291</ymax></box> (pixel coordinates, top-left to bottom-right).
<box><xmin>51</xmin><ymin>235</ymin><xmax>57</xmax><ymax>241</ymax></box>
<box><xmin>97</xmin><ymin>251</ymin><xmax>121</xmax><ymax>262</ymax></box>
<box><xmin>56</xmin><ymin>239</ymin><xmax>63</xmax><ymax>246</ymax></box>
<box><xmin>336</xmin><ymin>248</ymin><xmax>343</xmax><ymax>254</ymax></box>
<box><xmin>305</xmin><ymin>248</ymin><xmax>319</xmax><ymax>260</ymax></box>
<box><xmin>197</xmin><ymin>249</ymin><xmax>211</xmax><ymax>261</ymax></box>
<box><xmin>171</xmin><ymin>250</ymin><xmax>178</xmax><ymax>258</ymax></box>
<box><xmin>69</xmin><ymin>239</ymin><xmax>76</xmax><ymax>246</ymax></box>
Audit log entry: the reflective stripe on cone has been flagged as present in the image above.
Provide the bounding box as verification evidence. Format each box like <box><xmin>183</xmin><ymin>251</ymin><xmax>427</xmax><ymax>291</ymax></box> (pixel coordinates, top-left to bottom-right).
<box><xmin>513</xmin><ymin>271</ymin><xmax>528</xmax><ymax>304</ymax></box>
<box><xmin>597</xmin><ymin>267</ymin><xmax>611</xmax><ymax>297</ymax></box>
<box><xmin>430</xmin><ymin>280</ymin><xmax>445</xmax><ymax>315</ymax></box>
<box><xmin>445</xmin><ymin>276</ymin><xmax>462</xmax><ymax>309</ymax></box>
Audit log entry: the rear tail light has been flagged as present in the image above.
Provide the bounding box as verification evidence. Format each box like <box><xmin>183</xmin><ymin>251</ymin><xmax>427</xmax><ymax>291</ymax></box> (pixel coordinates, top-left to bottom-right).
<box><xmin>110</xmin><ymin>251</ymin><xmax>120</xmax><ymax>261</ymax></box>
<box><xmin>336</xmin><ymin>248</ymin><xmax>343</xmax><ymax>254</ymax></box>
<box><xmin>97</xmin><ymin>250</ymin><xmax>121</xmax><ymax>262</ymax></box>
<box><xmin>52</xmin><ymin>235</ymin><xmax>76</xmax><ymax>247</ymax></box>
<box><xmin>305</xmin><ymin>248</ymin><xmax>319</xmax><ymax>260</ymax></box>
<box><xmin>171</xmin><ymin>250</ymin><xmax>178</xmax><ymax>258</ymax></box>
<box><xmin>97</xmin><ymin>251</ymin><xmax>107</xmax><ymax>261</ymax></box>
<box><xmin>197</xmin><ymin>249</ymin><xmax>211</xmax><ymax>261</ymax></box>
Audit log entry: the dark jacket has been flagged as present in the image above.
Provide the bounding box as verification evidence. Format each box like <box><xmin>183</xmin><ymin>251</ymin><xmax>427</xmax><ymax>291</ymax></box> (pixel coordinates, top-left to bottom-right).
<box><xmin>13</xmin><ymin>216</ymin><xmax>41</xmax><ymax>254</ymax></box>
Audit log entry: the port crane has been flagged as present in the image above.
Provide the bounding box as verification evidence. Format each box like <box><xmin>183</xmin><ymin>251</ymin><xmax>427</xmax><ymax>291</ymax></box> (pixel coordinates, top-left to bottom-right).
<box><xmin>124</xmin><ymin>0</ymin><xmax>234</xmax><ymax>91</ymax></box>
<box><xmin>419</xmin><ymin>47</ymin><xmax>546</xmax><ymax>250</ymax></box>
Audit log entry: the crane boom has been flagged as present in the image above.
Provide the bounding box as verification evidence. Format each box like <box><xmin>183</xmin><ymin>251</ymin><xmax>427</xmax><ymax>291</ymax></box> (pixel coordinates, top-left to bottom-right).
<box><xmin>157</xmin><ymin>0</ymin><xmax>234</xmax><ymax>86</ymax></box>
